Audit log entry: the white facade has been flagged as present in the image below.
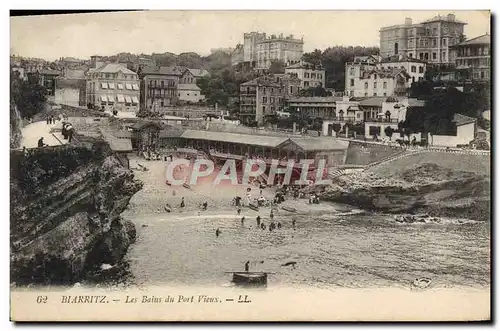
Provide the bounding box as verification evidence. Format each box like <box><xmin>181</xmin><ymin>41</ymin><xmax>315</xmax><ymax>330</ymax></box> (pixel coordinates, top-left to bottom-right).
<box><xmin>379</xmin><ymin>59</ymin><xmax>427</xmax><ymax>85</ymax></box>
<box><xmin>86</xmin><ymin>63</ymin><xmax>140</xmax><ymax>112</ymax></box>
<box><xmin>431</xmin><ymin>122</ymin><xmax>476</xmax><ymax>147</ymax></box>
<box><xmin>178</xmin><ymin>84</ymin><xmax>204</xmax><ymax>103</ymax></box>
<box><xmin>345</xmin><ymin>67</ymin><xmax>409</xmax><ymax>98</ymax></box>
<box><xmin>285</xmin><ymin>61</ymin><xmax>326</xmax><ymax>89</ymax></box>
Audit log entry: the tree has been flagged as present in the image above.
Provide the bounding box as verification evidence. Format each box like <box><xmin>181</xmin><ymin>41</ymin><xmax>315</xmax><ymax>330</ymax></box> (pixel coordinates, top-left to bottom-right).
<box><xmin>269</xmin><ymin>60</ymin><xmax>286</xmax><ymax>74</ymax></box>
<box><xmin>384</xmin><ymin>126</ymin><xmax>395</xmax><ymax>139</ymax></box>
<box><xmin>10</xmin><ymin>70</ymin><xmax>47</xmax><ymax>119</ymax></box>
<box><xmin>332</xmin><ymin>123</ymin><xmax>342</xmax><ymax>136</ymax></box>
<box><xmin>302</xmin><ymin>46</ymin><xmax>380</xmax><ymax>90</ymax></box>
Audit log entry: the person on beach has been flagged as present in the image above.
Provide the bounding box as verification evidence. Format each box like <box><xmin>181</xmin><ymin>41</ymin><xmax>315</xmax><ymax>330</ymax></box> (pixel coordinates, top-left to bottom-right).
<box><xmin>245</xmin><ymin>261</ymin><xmax>250</xmax><ymax>272</ymax></box>
<box><xmin>256</xmin><ymin>215</ymin><xmax>261</xmax><ymax>226</ymax></box>
<box><xmin>237</xmin><ymin>208</ymin><xmax>241</xmax><ymax>215</ymax></box>
<box><xmin>202</xmin><ymin>202</ymin><xmax>208</xmax><ymax>211</ymax></box>
<box><xmin>37</xmin><ymin>137</ymin><xmax>46</xmax><ymax>148</ymax></box>
<box><xmin>270</xmin><ymin>209</ymin><xmax>274</xmax><ymax>219</ymax></box>
<box><xmin>180</xmin><ymin>197</ymin><xmax>185</xmax><ymax>208</ymax></box>
<box><xmin>261</xmin><ymin>223</ymin><xmax>266</xmax><ymax>230</ymax></box>
<box><xmin>241</xmin><ymin>217</ymin><xmax>245</xmax><ymax>225</ymax></box>
<box><xmin>216</xmin><ymin>228</ymin><xmax>221</xmax><ymax>237</ymax></box>
<box><xmin>292</xmin><ymin>219</ymin><xmax>296</xmax><ymax>227</ymax></box>
<box><xmin>277</xmin><ymin>222</ymin><xmax>282</xmax><ymax>229</ymax></box>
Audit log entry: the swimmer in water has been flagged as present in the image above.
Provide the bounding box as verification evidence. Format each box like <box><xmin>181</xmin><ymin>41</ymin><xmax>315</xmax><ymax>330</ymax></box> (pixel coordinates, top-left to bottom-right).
<box><xmin>256</xmin><ymin>215</ymin><xmax>261</xmax><ymax>226</ymax></box>
<box><xmin>215</xmin><ymin>228</ymin><xmax>221</xmax><ymax>237</ymax></box>
<box><xmin>292</xmin><ymin>219</ymin><xmax>296</xmax><ymax>227</ymax></box>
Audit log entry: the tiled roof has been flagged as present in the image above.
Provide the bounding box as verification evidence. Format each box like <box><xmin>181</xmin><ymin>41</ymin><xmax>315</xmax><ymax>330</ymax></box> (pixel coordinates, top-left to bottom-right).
<box><xmin>421</xmin><ymin>14</ymin><xmax>466</xmax><ymax>24</ymax></box>
<box><xmin>453</xmin><ymin>113</ymin><xmax>476</xmax><ymax>126</ymax></box>
<box><xmin>96</xmin><ymin>63</ymin><xmax>137</xmax><ymax>75</ymax></box>
<box><xmin>452</xmin><ymin>34</ymin><xmax>490</xmax><ymax>47</ymax></box>
<box><xmin>101</xmin><ymin>131</ymin><xmax>133</xmax><ymax>152</ymax></box>
<box><xmin>287</xmin><ymin>137</ymin><xmax>349</xmax><ymax>151</ymax></box>
<box><xmin>181</xmin><ymin>130</ymin><xmax>288</xmax><ymax>147</ymax></box>
<box><xmin>357</xmin><ymin>97</ymin><xmax>387</xmax><ymax>107</ymax></box>
<box><xmin>39</xmin><ymin>69</ymin><xmax>61</xmax><ymax>75</ymax></box>
<box><xmin>380</xmin><ymin>55</ymin><xmax>427</xmax><ymax>64</ymax></box>
<box><xmin>178</xmin><ymin>84</ymin><xmax>201</xmax><ymax>91</ymax></box>
<box><xmin>159</xmin><ymin>66</ymin><xmax>183</xmax><ymax>76</ymax></box>
<box><xmin>188</xmin><ymin>68</ymin><xmax>209</xmax><ymax>77</ymax></box>
<box><xmin>288</xmin><ymin>96</ymin><xmax>344</xmax><ymax>103</ymax></box>
<box><xmin>240</xmin><ymin>77</ymin><xmax>281</xmax><ymax>87</ymax></box>
<box><xmin>131</xmin><ymin>121</ymin><xmax>164</xmax><ymax>130</ymax></box>
<box><xmin>360</xmin><ymin>67</ymin><xmax>409</xmax><ymax>79</ymax></box>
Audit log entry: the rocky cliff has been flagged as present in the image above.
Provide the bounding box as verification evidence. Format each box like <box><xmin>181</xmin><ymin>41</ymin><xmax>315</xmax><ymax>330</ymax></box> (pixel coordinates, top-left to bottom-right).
<box><xmin>10</xmin><ymin>139</ymin><xmax>143</xmax><ymax>285</ymax></box>
<box><xmin>10</xmin><ymin>102</ymin><xmax>22</xmax><ymax>149</ymax></box>
<box><xmin>322</xmin><ymin>163</ymin><xmax>490</xmax><ymax>222</ymax></box>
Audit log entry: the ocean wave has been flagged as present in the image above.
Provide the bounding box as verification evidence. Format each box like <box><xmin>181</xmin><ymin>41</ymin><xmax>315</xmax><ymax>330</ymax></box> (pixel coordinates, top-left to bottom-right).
<box><xmin>393</xmin><ymin>214</ymin><xmax>484</xmax><ymax>225</ymax></box>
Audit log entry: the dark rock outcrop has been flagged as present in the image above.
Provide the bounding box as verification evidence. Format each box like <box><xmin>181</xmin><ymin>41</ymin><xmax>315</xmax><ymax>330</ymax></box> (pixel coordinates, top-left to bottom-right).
<box><xmin>322</xmin><ymin>163</ymin><xmax>491</xmax><ymax>222</ymax></box>
<box><xmin>10</xmin><ymin>140</ymin><xmax>143</xmax><ymax>285</ymax></box>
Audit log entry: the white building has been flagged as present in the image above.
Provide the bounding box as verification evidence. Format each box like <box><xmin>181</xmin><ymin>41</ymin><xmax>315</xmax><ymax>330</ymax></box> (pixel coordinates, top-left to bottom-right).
<box><xmin>86</xmin><ymin>63</ymin><xmax>140</xmax><ymax>112</ymax></box>
<box><xmin>379</xmin><ymin>55</ymin><xmax>427</xmax><ymax>86</ymax></box>
<box><xmin>178</xmin><ymin>84</ymin><xmax>205</xmax><ymax>103</ymax></box>
<box><xmin>345</xmin><ymin>67</ymin><xmax>411</xmax><ymax>98</ymax></box>
<box><xmin>431</xmin><ymin>113</ymin><xmax>477</xmax><ymax>147</ymax></box>
<box><xmin>285</xmin><ymin>61</ymin><xmax>326</xmax><ymax>89</ymax></box>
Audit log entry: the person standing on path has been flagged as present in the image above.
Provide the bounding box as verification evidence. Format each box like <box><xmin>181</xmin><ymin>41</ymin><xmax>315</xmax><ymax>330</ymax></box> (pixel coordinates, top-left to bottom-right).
<box><xmin>180</xmin><ymin>197</ymin><xmax>185</xmax><ymax>208</ymax></box>
<box><xmin>37</xmin><ymin>137</ymin><xmax>46</xmax><ymax>148</ymax></box>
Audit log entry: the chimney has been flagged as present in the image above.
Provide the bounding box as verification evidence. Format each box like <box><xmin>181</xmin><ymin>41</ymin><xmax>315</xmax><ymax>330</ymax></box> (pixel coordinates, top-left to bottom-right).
<box><xmin>405</xmin><ymin>18</ymin><xmax>412</xmax><ymax>26</ymax></box>
<box><xmin>447</xmin><ymin>13</ymin><xmax>455</xmax><ymax>21</ymax></box>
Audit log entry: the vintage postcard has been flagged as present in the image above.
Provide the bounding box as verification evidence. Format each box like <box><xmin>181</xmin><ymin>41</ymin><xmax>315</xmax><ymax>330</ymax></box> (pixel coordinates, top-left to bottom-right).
<box><xmin>9</xmin><ymin>9</ymin><xmax>491</xmax><ymax>322</ymax></box>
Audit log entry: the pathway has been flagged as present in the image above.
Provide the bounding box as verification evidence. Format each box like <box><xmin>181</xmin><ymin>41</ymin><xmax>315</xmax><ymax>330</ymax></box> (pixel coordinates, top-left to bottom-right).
<box><xmin>20</xmin><ymin>120</ymin><xmax>66</xmax><ymax>149</ymax></box>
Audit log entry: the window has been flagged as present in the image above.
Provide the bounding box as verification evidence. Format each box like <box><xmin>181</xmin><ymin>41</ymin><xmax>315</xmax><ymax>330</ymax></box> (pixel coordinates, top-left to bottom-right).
<box><xmin>419</xmin><ymin>53</ymin><xmax>424</xmax><ymax>60</ymax></box>
<box><xmin>408</xmin><ymin>53</ymin><xmax>413</xmax><ymax>58</ymax></box>
<box><xmin>263</xmin><ymin>97</ymin><xmax>267</xmax><ymax>103</ymax></box>
<box><xmin>304</xmin><ymin>72</ymin><xmax>310</xmax><ymax>78</ymax></box>
<box><xmin>383</xmin><ymin>82</ymin><xmax>387</xmax><ymax>89</ymax></box>
<box><xmin>373</xmin><ymin>92</ymin><xmax>377</xmax><ymax>96</ymax></box>
<box><xmin>270</xmin><ymin>97</ymin><xmax>274</xmax><ymax>103</ymax></box>
<box><xmin>349</xmin><ymin>68</ymin><xmax>355</xmax><ymax>76</ymax></box>
<box><xmin>419</xmin><ymin>66</ymin><xmax>424</xmax><ymax>73</ymax></box>
<box><xmin>442</xmin><ymin>38</ymin><xmax>447</xmax><ymax>46</ymax></box>
<box><xmin>411</xmin><ymin>66</ymin><xmax>416</xmax><ymax>73</ymax></box>
<box><xmin>161</xmin><ymin>81</ymin><xmax>164</xmax><ymax>87</ymax></box>
<box><xmin>432</xmin><ymin>53</ymin><xmax>437</xmax><ymax>60</ymax></box>
<box><xmin>311</xmin><ymin>73</ymin><xmax>316</xmax><ymax>79</ymax></box>
<box><xmin>364</xmin><ymin>82</ymin><xmax>368</xmax><ymax>89</ymax></box>
<box><xmin>263</xmin><ymin>87</ymin><xmax>266</xmax><ymax>93</ymax></box>
<box><xmin>374</xmin><ymin>82</ymin><xmax>377</xmax><ymax>89</ymax></box>
<box><xmin>425</xmin><ymin>53</ymin><xmax>429</xmax><ymax>60</ymax></box>
<box><xmin>318</xmin><ymin>74</ymin><xmax>322</xmax><ymax>79</ymax></box>
<box><xmin>374</xmin><ymin>74</ymin><xmax>377</xmax><ymax>79</ymax></box>
<box><xmin>383</xmin><ymin>92</ymin><xmax>387</xmax><ymax>96</ymax></box>
<box><xmin>394</xmin><ymin>42</ymin><xmax>399</xmax><ymax>54</ymax></box>
<box><xmin>481</xmin><ymin>71</ymin><xmax>485</xmax><ymax>79</ymax></box>
<box><xmin>304</xmin><ymin>81</ymin><xmax>309</xmax><ymax>87</ymax></box>
<box><xmin>432</xmin><ymin>39</ymin><xmax>437</xmax><ymax>47</ymax></box>
<box><xmin>290</xmin><ymin>86</ymin><xmax>293</xmax><ymax>93</ymax></box>
<box><xmin>161</xmin><ymin>101</ymin><xmax>164</xmax><ymax>106</ymax></box>
<box><xmin>350</xmin><ymin>79</ymin><xmax>354</xmax><ymax>87</ymax></box>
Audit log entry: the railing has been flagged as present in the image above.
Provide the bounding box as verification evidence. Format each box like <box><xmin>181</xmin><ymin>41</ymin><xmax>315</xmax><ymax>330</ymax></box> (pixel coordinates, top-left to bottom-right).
<box><xmin>364</xmin><ymin>118</ymin><xmax>399</xmax><ymax>123</ymax></box>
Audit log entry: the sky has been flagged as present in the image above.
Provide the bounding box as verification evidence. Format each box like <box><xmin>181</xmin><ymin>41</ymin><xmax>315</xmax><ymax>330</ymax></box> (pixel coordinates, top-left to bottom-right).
<box><xmin>10</xmin><ymin>10</ymin><xmax>490</xmax><ymax>61</ymax></box>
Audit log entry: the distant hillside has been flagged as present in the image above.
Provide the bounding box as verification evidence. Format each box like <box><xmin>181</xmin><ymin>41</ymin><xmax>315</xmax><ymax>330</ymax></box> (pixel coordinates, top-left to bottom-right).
<box><xmin>99</xmin><ymin>51</ymin><xmax>232</xmax><ymax>74</ymax></box>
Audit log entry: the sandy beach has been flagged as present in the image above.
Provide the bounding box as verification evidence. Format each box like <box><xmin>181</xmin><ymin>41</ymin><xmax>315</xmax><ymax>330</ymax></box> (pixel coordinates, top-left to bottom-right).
<box><xmin>122</xmin><ymin>155</ymin><xmax>344</xmax><ymax>220</ymax></box>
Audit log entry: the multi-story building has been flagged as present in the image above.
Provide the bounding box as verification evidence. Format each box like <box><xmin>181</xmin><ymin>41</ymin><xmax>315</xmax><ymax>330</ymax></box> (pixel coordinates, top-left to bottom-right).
<box><xmin>379</xmin><ymin>13</ymin><xmax>467</xmax><ymax>65</ymax></box>
<box><xmin>274</xmin><ymin>74</ymin><xmax>302</xmax><ymax>100</ymax></box>
<box><xmin>284</xmin><ymin>61</ymin><xmax>326</xmax><ymax>89</ymax></box>
<box><xmin>86</xmin><ymin>62</ymin><xmax>140</xmax><ymax>112</ymax></box>
<box><xmin>139</xmin><ymin>66</ymin><xmax>180</xmax><ymax>111</ymax></box>
<box><xmin>243</xmin><ymin>32</ymin><xmax>267</xmax><ymax>65</ymax></box>
<box><xmin>345</xmin><ymin>66</ymin><xmax>410</xmax><ymax>98</ymax></box>
<box><xmin>256</xmin><ymin>34</ymin><xmax>304</xmax><ymax>69</ymax></box>
<box><xmin>451</xmin><ymin>34</ymin><xmax>491</xmax><ymax>82</ymax></box>
<box><xmin>379</xmin><ymin>55</ymin><xmax>427</xmax><ymax>85</ymax></box>
<box><xmin>239</xmin><ymin>77</ymin><xmax>284</xmax><ymax>125</ymax></box>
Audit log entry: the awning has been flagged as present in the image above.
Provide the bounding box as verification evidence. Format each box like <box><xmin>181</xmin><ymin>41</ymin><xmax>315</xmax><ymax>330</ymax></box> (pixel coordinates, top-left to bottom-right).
<box><xmin>132</xmin><ymin>84</ymin><xmax>139</xmax><ymax>90</ymax></box>
<box><xmin>117</xmin><ymin>83</ymin><xmax>124</xmax><ymax>89</ymax></box>
<box><xmin>125</xmin><ymin>84</ymin><xmax>132</xmax><ymax>90</ymax></box>
<box><xmin>117</xmin><ymin>94</ymin><xmax>125</xmax><ymax>103</ymax></box>
<box><xmin>101</xmin><ymin>82</ymin><xmax>108</xmax><ymax>89</ymax></box>
<box><xmin>100</xmin><ymin>95</ymin><xmax>108</xmax><ymax>102</ymax></box>
<box><xmin>107</xmin><ymin>95</ymin><xmax>115</xmax><ymax>103</ymax></box>
<box><xmin>132</xmin><ymin>96</ymin><xmax>139</xmax><ymax>104</ymax></box>
<box><xmin>125</xmin><ymin>96</ymin><xmax>132</xmax><ymax>103</ymax></box>
<box><xmin>108</xmin><ymin>82</ymin><xmax>116</xmax><ymax>89</ymax></box>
